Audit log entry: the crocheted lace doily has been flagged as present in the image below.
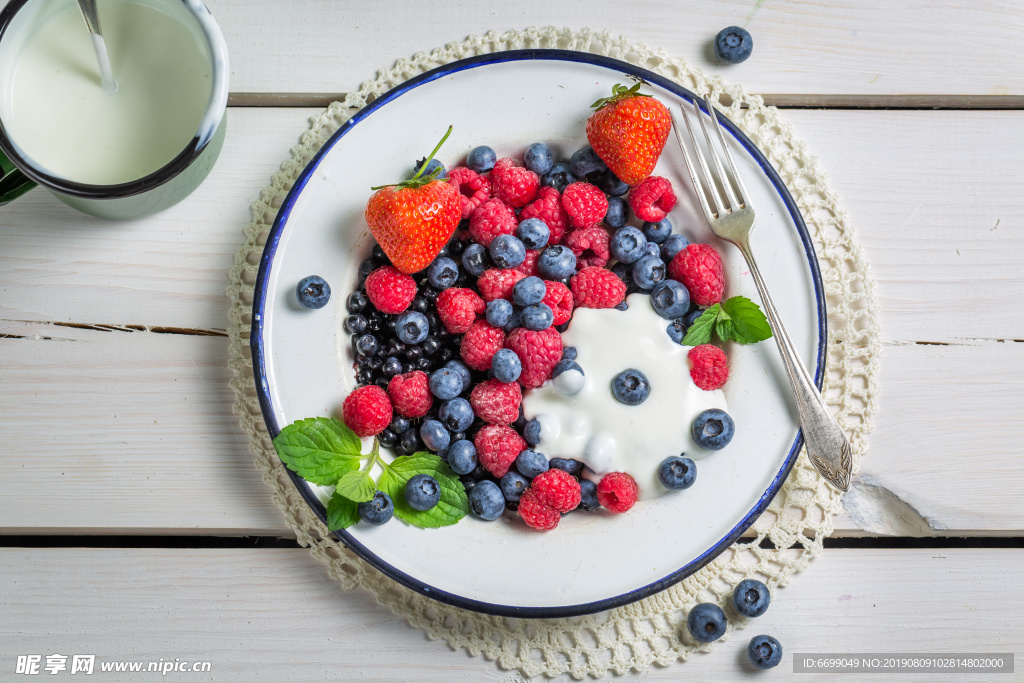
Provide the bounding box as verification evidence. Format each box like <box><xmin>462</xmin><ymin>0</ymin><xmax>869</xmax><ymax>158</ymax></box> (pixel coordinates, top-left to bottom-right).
<box><xmin>227</xmin><ymin>27</ymin><xmax>880</xmax><ymax>679</ymax></box>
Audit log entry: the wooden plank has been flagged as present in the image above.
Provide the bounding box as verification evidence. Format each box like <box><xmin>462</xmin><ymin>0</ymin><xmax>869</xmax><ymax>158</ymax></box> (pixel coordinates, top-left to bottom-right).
<box><xmin>0</xmin><ymin>325</ymin><xmax>1020</xmax><ymax>535</ymax></box>
<box><xmin>2</xmin><ymin>547</ymin><xmax>1021</xmax><ymax>681</ymax></box>
<box><xmin>202</xmin><ymin>0</ymin><xmax>1024</xmax><ymax>98</ymax></box>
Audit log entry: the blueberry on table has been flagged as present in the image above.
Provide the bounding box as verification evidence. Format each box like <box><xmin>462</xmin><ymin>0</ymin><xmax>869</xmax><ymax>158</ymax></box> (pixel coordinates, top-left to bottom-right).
<box><xmin>413</xmin><ymin>156</ymin><xmax>447</xmax><ymax>180</ymax></box>
<box><xmin>714</xmin><ymin>26</ymin><xmax>753</xmax><ymax>64</ymax></box>
<box><xmin>733</xmin><ymin>579</ymin><xmax>771</xmax><ymax>617</ymax></box>
<box><xmin>612</xmin><ymin>368</ymin><xmax>651</xmax><ymax>406</ymax></box>
<box><xmin>296</xmin><ymin>275</ymin><xmax>331</xmax><ymax>309</ymax></box>
<box><xmin>395</xmin><ymin>311</ymin><xmax>429</xmax><ymax>345</ymax></box>
<box><xmin>447</xmin><ymin>439</ymin><xmax>478</xmax><ymax>475</ymax></box>
<box><xmin>405</xmin><ymin>473</ymin><xmax>441</xmax><ymax>511</ymax></box>
<box><xmin>523</xmin><ymin>142</ymin><xmax>554</xmax><ymax>176</ymax></box>
<box><xmin>748</xmin><ymin>635</ymin><xmax>782</xmax><ymax>669</ymax></box>
<box><xmin>650</xmin><ymin>280</ymin><xmax>691</xmax><ymax>319</ymax></box>
<box><xmin>515</xmin><ymin>449</ymin><xmax>548</xmax><ymax>478</ymax></box>
<box><xmin>658</xmin><ymin>456</ymin><xmax>696</xmax><ymax>490</ymax></box>
<box><xmin>357</xmin><ymin>491</ymin><xmax>394</xmax><ymax>525</ymax></box>
<box><xmin>499</xmin><ymin>471</ymin><xmax>530</xmax><ymax>502</ymax></box>
<box><xmin>468</xmin><ymin>480</ymin><xmax>505</xmax><ymax>520</ymax></box>
<box><xmin>466</xmin><ymin>145</ymin><xmax>496</xmax><ymax>173</ymax></box>
<box><xmin>687</xmin><ymin>602</ymin><xmax>727</xmax><ymax>643</ymax></box>
<box><xmin>609</xmin><ymin>226</ymin><xmax>648</xmax><ymax>264</ymax></box>
<box><xmin>692</xmin><ymin>408</ymin><xmax>736</xmax><ymax>450</ymax></box>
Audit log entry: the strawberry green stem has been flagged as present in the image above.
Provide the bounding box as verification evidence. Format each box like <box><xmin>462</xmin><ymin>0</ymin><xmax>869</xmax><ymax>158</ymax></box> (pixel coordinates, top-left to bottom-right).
<box><xmin>371</xmin><ymin>125</ymin><xmax>453</xmax><ymax>191</ymax></box>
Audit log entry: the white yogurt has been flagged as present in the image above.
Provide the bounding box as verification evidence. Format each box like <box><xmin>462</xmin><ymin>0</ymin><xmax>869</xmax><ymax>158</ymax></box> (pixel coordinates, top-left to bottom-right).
<box><xmin>522</xmin><ymin>294</ymin><xmax>727</xmax><ymax>499</ymax></box>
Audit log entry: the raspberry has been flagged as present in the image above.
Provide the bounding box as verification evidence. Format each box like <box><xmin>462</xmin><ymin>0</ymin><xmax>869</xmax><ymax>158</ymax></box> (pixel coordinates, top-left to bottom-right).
<box><xmin>570</xmin><ymin>266</ymin><xmax>627</xmax><ymax>309</ymax></box>
<box><xmin>668</xmin><ymin>243</ymin><xmax>725</xmax><ymax>307</ymax></box>
<box><xmin>561</xmin><ymin>182</ymin><xmax>608</xmax><ymax>230</ymax></box>
<box><xmin>477</xmin><ymin>268</ymin><xmax>526</xmax><ymax>302</ymax></box>
<box><xmin>596</xmin><ymin>472</ymin><xmax>639</xmax><ymax>513</ymax></box>
<box><xmin>518</xmin><ymin>488</ymin><xmax>561</xmax><ymax>530</ymax></box>
<box><xmin>688</xmin><ymin>344</ymin><xmax>729</xmax><ymax>390</ymax></box>
<box><xmin>460</xmin><ymin>319</ymin><xmax>506</xmax><ymax>371</ymax></box>
<box><xmin>435</xmin><ymin>287</ymin><xmax>485</xmax><ymax>334</ymax></box>
<box><xmin>490</xmin><ymin>160</ymin><xmax>539</xmax><ymax>208</ymax></box>
<box><xmin>364</xmin><ymin>265</ymin><xmax>416</xmax><ymax>314</ymax></box>
<box><xmin>505</xmin><ymin>327</ymin><xmax>562</xmax><ymax>389</ymax></box>
<box><xmin>529</xmin><ymin>469</ymin><xmax>581</xmax><ymax>513</ymax></box>
<box><xmin>386</xmin><ymin>371</ymin><xmax>432</xmax><ymax>418</ymax></box>
<box><xmin>564</xmin><ymin>226</ymin><xmax>611</xmax><ymax>269</ymax></box>
<box><xmin>470</xmin><ymin>378</ymin><xmax>522</xmax><ymax>425</ymax></box>
<box><xmin>468</xmin><ymin>198</ymin><xmax>516</xmax><ymax>247</ymax></box>
<box><xmin>449</xmin><ymin>166</ymin><xmax>491</xmax><ymax>219</ymax></box>
<box><xmin>520</xmin><ymin>186</ymin><xmax>569</xmax><ymax>244</ymax></box>
<box><xmin>341</xmin><ymin>385</ymin><xmax>392</xmax><ymax>437</ymax></box>
<box><xmin>628</xmin><ymin>175</ymin><xmax>677</xmax><ymax>223</ymax></box>
<box><xmin>542</xmin><ymin>280</ymin><xmax>573</xmax><ymax>325</ymax></box>
<box><xmin>517</xmin><ymin>249</ymin><xmax>540</xmax><ymax>277</ymax></box>
<box><xmin>474</xmin><ymin>424</ymin><xmax>526</xmax><ymax>478</ymax></box>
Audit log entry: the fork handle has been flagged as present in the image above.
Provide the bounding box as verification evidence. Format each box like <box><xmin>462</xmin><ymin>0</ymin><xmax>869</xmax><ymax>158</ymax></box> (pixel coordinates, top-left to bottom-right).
<box><xmin>737</xmin><ymin>241</ymin><xmax>853</xmax><ymax>491</ymax></box>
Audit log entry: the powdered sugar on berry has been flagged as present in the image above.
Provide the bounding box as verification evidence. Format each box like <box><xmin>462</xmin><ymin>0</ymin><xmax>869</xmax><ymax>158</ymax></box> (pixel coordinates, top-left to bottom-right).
<box><xmin>521</xmin><ymin>293</ymin><xmax>727</xmax><ymax>499</ymax></box>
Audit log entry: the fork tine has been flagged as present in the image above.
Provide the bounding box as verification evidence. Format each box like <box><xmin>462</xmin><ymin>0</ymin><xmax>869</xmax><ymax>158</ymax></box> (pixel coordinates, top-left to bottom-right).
<box><xmin>704</xmin><ymin>98</ymin><xmax>750</xmax><ymax>209</ymax></box>
<box><xmin>696</xmin><ymin>97</ymin><xmax>740</xmax><ymax>212</ymax></box>
<box><xmin>669</xmin><ymin>108</ymin><xmax>715</xmax><ymax>223</ymax></box>
<box><xmin>677</xmin><ymin>99</ymin><xmax>725</xmax><ymax>219</ymax></box>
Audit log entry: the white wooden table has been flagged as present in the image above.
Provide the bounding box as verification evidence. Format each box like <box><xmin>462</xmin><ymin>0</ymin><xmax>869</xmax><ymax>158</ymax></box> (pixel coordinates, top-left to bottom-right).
<box><xmin>3</xmin><ymin>2</ymin><xmax>1024</xmax><ymax>680</ymax></box>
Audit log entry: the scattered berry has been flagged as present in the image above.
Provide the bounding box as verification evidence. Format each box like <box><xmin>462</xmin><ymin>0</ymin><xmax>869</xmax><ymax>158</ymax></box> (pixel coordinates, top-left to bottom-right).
<box><xmin>413</xmin><ymin>157</ymin><xmax>447</xmax><ymax>180</ymax></box>
<box><xmin>468</xmin><ymin>479</ymin><xmax>505</xmax><ymax>520</ymax></box>
<box><xmin>570</xmin><ymin>266</ymin><xmax>627</xmax><ymax>309</ymax></box>
<box><xmin>542</xmin><ymin>162</ymin><xmax>576</xmax><ymax>193</ymax></box>
<box><xmin>428</xmin><ymin>367</ymin><xmax>464</xmax><ymax>400</ymax></box>
<box><xmin>666</xmin><ymin>318</ymin><xmax>686</xmax><ymax>345</ymax></box>
<box><xmin>518</xmin><ymin>488</ymin><xmax>561</xmax><ymax>530</ymax></box>
<box><xmin>448</xmin><ymin>166</ymin><xmax>491</xmax><ymax>219</ymax></box>
<box><xmin>650</xmin><ymin>280</ymin><xmax>691</xmax><ymax>319</ymax></box>
<box><xmin>611</xmin><ymin>368</ymin><xmax>651</xmax><ymax>405</ymax></box>
<box><xmin>489</xmin><ymin>233</ymin><xmax>527</xmax><ymax>269</ymax></box>
<box><xmin>447</xmin><ymin>439</ymin><xmax>478</xmax><ymax>475</ymax></box>
<box><xmin>516</xmin><ymin>218</ymin><xmax>550</xmax><ymax>250</ymax></box>
<box><xmin>468</xmin><ymin>198</ymin><xmax>517</xmax><ymax>247</ymax></box>
<box><xmin>596</xmin><ymin>170</ymin><xmax>629</xmax><ymax>196</ymax></box>
<box><xmin>596</xmin><ymin>472</ymin><xmax>638</xmax><ymax>513</ymax></box>
<box><xmin>520</xmin><ymin>303</ymin><xmax>554</xmax><ymax>330</ymax></box>
<box><xmin>515</xmin><ymin>449</ymin><xmax>548</xmax><ymax>478</ymax></box>
<box><xmin>466</xmin><ymin>145</ymin><xmax>497</xmax><ymax>173</ymax></box>
<box><xmin>658</xmin><ymin>456</ymin><xmax>696</xmax><ymax>490</ymax></box>
<box><xmin>500</xmin><ymin>471</ymin><xmax>530</xmax><ymax>502</ymax></box>
<box><xmin>541</xmin><ymin>281</ymin><xmax>574</xmax><ymax>325</ymax></box>
<box><xmin>586</xmin><ymin>82</ymin><xmax>672</xmax><ymax>185</ymax></box>
<box><xmin>569</xmin><ymin>145</ymin><xmax>608</xmax><ymax>177</ymax></box>
<box><xmin>687</xmin><ymin>603</ymin><xmax>727</xmax><ymax>643</ymax></box>
<box><xmin>748</xmin><ymin>635</ymin><xmax>782</xmax><ymax>670</ymax></box>
<box><xmin>562</xmin><ymin>182</ymin><xmax>608</xmax><ymax>230</ymax></box>
<box><xmin>296</xmin><ymin>275</ymin><xmax>331</xmax><ymax>309</ymax></box>
<box><xmin>505</xmin><ymin>327</ymin><xmax>563</xmax><ymax>389</ymax></box>
<box><xmin>536</xmin><ymin>245</ymin><xmax>577</xmax><ymax>280</ymax></box>
<box><xmin>642</xmin><ymin>218</ymin><xmax>672</xmax><ymax>244</ymax></box>
<box><xmin>426</xmin><ymin>256</ymin><xmax>459</xmax><ymax>289</ymax></box>
<box><xmin>604</xmin><ymin>196</ymin><xmax>628</xmax><ymax>228</ymax></box>
<box><xmin>395</xmin><ymin>311</ymin><xmax>429</xmax><ymax>344</ymax></box>
<box><xmin>491</xmin><ymin>348</ymin><xmax>523</xmax><ymax>383</ymax></box>
<box><xmin>632</xmin><ymin>255</ymin><xmax>666</xmax><ymax>290</ymax></box>
<box><xmin>477</xmin><ymin>268</ymin><xmax>526</xmax><ymax>302</ymax></box>
<box><xmin>661</xmin><ymin>233</ymin><xmax>689</xmax><ymax>262</ymax></box>
<box><xmin>419</xmin><ymin>419</ymin><xmax>450</xmax><ymax>452</ymax></box>
<box><xmin>358</xmin><ymin>491</ymin><xmax>394</xmax><ymax>525</ymax></box>
<box><xmin>578</xmin><ymin>479</ymin><xmax>600</xmax><ymax>511</ymax></box>
<box><xmin>364</xmin><ymin>266</ymin><xmax>417</xmax><ymax>314</ymax></box>
<box><xmin>734</xmin><ymin>579</ymin><xmax>771</xmax><ymax>618</ymax></box>
<box><xmin>524</xmin><ymin>143</ymin><xmax>554</xmax><ymax>175</ymax></box>
<box><xmin>628</xmin><ymin>175</ymin><xmax>677</xmax><ymax>223</ymax></box>
<box><xmin>491</xmin><ymin>161</ymin><xmax>540</xmax><ymax>208</ymax></box>
<box><xmin>444</xmin><ymin>359</ymin><xmax>472</xmax><ymax>393</ymax></box>
<box><xmin>609</xmin><ymin>226</ymin><xmax>648</xmax><ymax>264</ymax></box>
<box><xmin>669</xmin><ymin>243</ymin><xmax>725</xmax><ymax>307</ymax></box>
<box><xmin>474</xmin><ymin>424</ymin><xmax>527</xmax><ymax>477</ymax></box>
<box><xmin>461</xmin><ymin>242</ymin><xmax>490</xmax><ymax>276</ymax></box>
<box><xmin>689</xmin><ymin>344</ymin><xmax>729</xmax><ymax>390</ymax></box>
<box><xmin>513</xmin><ymin>276</ymin><xmax>547</xmax><ymax>307</ymax></box>
<box><xmin>438</xmin><ymin>397</ymin><xmax>474</xmax><ymax>432</ymax></box>
<box><xmin>471</xmin><ymin>378</ymin><xmax>522</xmax><ymax>425</ymax></box>
<box><xmin>387</xmin><ymin>371</ymin><xmax>432</xmax><ymax>418</ymax></box>
<box><xmin>460</xmin><ymin>319</ymin><xmax>506</xmax><ymax>371</ymax></box>
<box><xmin>691</xmin><ymin>408</ymin><xmax>735</xmax><ymax>450</ymax></box>
<box><xmin>520</xmin><ymin>186</ymin><xmax>569</xmax><ymax>244</ymax></box>
<box><xmin>529</xmin><ymin>469</ymin><xmax>582</xmax><ymax>512</ymax></box>
<box><xmin>405</xmin><ymin>473</ymin><xmax>441</xmax><ymax>510</ymax></box>
<box><xmin>485</xmin><ymin>298</ymin><xmax>514</xmax><ymax>327</ymax></box>
<box><xmin>435</xmin><ymin>287</ymin><xmax>485</xmax><ymax>334</ymax></box>
<box><xmin>715</xmin><ymin>26</ymin><xmax>753</xmax><ymax>64</ymax></box>
<box><xmin>341</xmin><ymin>385</ymin><xmax>392</xmax><ymax>436</ymax></box>
<box><xmin>565</xmin><ymin>225</ymin><xmax>612</xmax><ymax>269</ymax></box>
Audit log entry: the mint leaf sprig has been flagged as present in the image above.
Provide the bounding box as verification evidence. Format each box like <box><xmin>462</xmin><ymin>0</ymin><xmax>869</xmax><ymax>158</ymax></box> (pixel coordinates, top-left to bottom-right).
<box><xmin>273</xmin><ymin>417</ymin><xmax>468</xmax><ymax>531</ymax></box>
<box><xmin>681</xmin><ymin>296</ymin><xmax>773</xmax><ymax>346</ymax></box>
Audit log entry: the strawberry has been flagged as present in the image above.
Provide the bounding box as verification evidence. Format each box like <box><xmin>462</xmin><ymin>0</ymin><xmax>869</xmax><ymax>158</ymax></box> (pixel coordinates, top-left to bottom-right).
<box><xmin>585</xmin><ymin>83</ymin><xmax>671</xmax><ymax>186</ymax></box>
<box><xmin>364</xmin><ymin>127</ymin><xmax>462</xmax><ymax>274</ymax></box>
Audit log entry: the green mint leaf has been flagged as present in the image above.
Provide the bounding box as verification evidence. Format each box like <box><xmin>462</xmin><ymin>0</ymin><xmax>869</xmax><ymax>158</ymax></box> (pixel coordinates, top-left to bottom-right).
<box><xmin>719</xmin><ymin>296</ymin><xmax>773</xmax><ymax>344</ymax></box>
<box><xmin>272</xmin><ymin>417</ymin><xmax>363</xmax><ymax>486</ymax></box>
<box><xmin>326</xmin><ymin>491</ymin><xmax>360</xmax><ymax>531</ymax></box>
<box><xmin>680</xmin><ymin>304</ymin><xmax>720</xmax><ymax>346</ymax></box>
<box><xmin>378</xmin><ymin>453</ymin><xmax>468</xmax><ymax>529</ymax></box>
<box><xmin>334</xmin><ymin>469</ymin><xmax>376</xmax><ymax>503</ymax></box>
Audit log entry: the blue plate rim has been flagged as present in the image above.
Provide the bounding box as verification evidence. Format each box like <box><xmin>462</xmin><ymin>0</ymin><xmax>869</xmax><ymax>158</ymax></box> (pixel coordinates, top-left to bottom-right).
<box><xmin>250</xmin><ymin>48</ymin><xmax>827</xmax><ymax>618</ymax></box>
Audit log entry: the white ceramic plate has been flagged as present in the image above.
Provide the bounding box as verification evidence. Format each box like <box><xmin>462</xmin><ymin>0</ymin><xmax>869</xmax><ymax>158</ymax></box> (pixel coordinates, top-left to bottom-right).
<box><xmin>252</xmin><ymin>51</ymin><xmax>825</xmax><ymax>618</ymax></box>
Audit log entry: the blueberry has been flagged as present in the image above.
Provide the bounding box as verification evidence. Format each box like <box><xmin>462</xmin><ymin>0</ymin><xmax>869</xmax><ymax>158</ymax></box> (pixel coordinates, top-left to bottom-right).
<box><xmin>419</xmin><ymin>419</ymin><xmax>451</xmax><ymax>452</ymax></box>
<box><xmin>515</xmin><ymin>449</ymin><xmax>548</xmax><ymax>478</ymax></box>
<box><xmin>357</xmin><ymin>491</ymin><xmax>394</xmax><ymax>525</ymax></box>
<box><xmin>377</xmin><ymin>428</ymin><xmax>399</xmax><ymax>448</ymax></box>
<box><xmin>395</xmin><ymin>311</ymin><xmax>429</xmax><ymax>345</ymax></box>
<box><xmin>402</xmin><ymin>473</ymin><xmax>440</xmax><ymax>511</ymax></box>
<box><xmin>489</xmin><ymin>234</ymin><xmax>526</xmax><ymax>269</ymax></box>
<box><xmin>523</xmin><ymin>143</ymin><xmax>554</xmax><ymax>175</ymax></box>
<box><xmin>549</xmin><ymin>458</ymin><xmax>584</xmax><ymax>477</ymax></box>
<box><xmin>642</xmin><ymin>218</ymin><xmax>673</xmax><ymax>244</ymax></box>
<box><xmin>683</xmin><ymin>308</ymin><xmax>704</xmax><ymax>329</ymax></box>
<box><xmin>520</xmin><ymin>303</ymin><xmax>554</xmax><ymax>330</ymax></box>
<box><xmin>485</xmin><ymin>299</ymin><xmax>513</xmax><ymax>327</ymax></box>
<box><xmin>562</xmin><ymin>346</ymin><xmax>577</xmax><ymax>360</ymax></box>
<box><xmin>687</xmin><ymin>603</ymin><xmax>727</xmax><ymax>643</ymax></box>
<box><xmin>466</xmin><ymin>145</ymin><xmax>497</xmax><ymax>173</ymax></box>
<box><xmin>611</xmin><ymin>262</ymin><xmax>634</xmax><ymax>288</ymax></box>
<box><xmin>438</xmin><ymin>397</ymin><xmax>474</xmax><ymax>432</ymax></box>
<box><xmin>658</xmin><ymin>456</ymin><xmax>696</xmax><ymax>490</ymax></box>
<box><xmin>609</xmin><ymin>226</ymin><xmax>648</xmax><ymax>264</ymax></box>
<box><xmin>499</xmin><ymin>471</ymin><xmax>530</xmax><ymax>502</ymax></box>
<box><xmin>427</xmin><ymin>256</ymin><xmax>459</xmax><ymax>289</ymax></box>
<box><xmin>611</xmin><ymin>369</ymin><xmax>651</xmax><ymax>406</ymax></box>
<box><xmin>733</xmin><ymin>579</ymin><xmax>771</xmax><ymax>618</ymax></box>
<box><xmin>491</xmin><ymin>348</ymin><xmax>522</xmax><ymax>383</ymax></box>
<box><xmin>596</xmin><ymin>170</ymin><xmax>629</xmax><ymax>196</ymax></box>
<box><xmin>444</xmin><ymin>360</ymin><xmax>472</xmax><ymax>393</ymax></box>
<box><xmin>413</xmin><ymin>157</ymin><xmax>447</xmax><ymax>180</ymax></box>
<box><xmin>447</xmin><ymin>439</ymin><xmax>478</xmax><ymax>475</ymax></box>
<box><xmin>714</xmin><ymin>26</ymin><xmax>753</xmax><ymax>64</ymax></box>
<box><xmin>467</xmin><ymin>480</ymin><xmax>504</xmax><ymax>520</ymax></box>
<box><xmin>666</xmin><ymin>318</ymin><xmax>686</xmax><ymax>345</ymax></box>
<box><xmin>512</xmin><ymin>276</ymin><xmax>546</xmax><ymax>307</ymax></box>
<box><xmin>296</xmin><ymin>275</ymin><xmax>331</xmax><ymax>309</ymax></box>
<box><xmin>344</xmin><ymin>314</ymin><xmax>368</xmax><ymax>335</ymax></box>
<box><xmin>542</xmin><ymin>162</ymin><xmax>576</xmax><ymax>193</ymax></box>
<box><xmin>661</xmin><ymin>234</ymin><xmax>689</xmax><ymax>262</ymax></box>
<box><xmin>615</xmin><ymin>301</ymin><xmax>629</xmax><ymax>311</ymax></box>
<box><xmin>390</xmin><ymin>416</ymin><xmax>410</xmax><ymax>434</ymax></box>
<box><xmin>578</xmin><ymin>479</ymin><xmax>600</xmax><ymax>511</ymax></box>
<box><xmin>502</xmin><ymin>308</ymin><xmax>523</xmax><ymax>333</ymax></box>
<box><xmin>569</xmin><ymin>146</ymin><xmax>608</xmax><ymax>177</ymax></box>
<box><xmin>691</xmin><ymin>408</ymin><xmax>735</xmax><ymax>450</ymax></box>
<box><xmin>429</xmin><ymin>368</ymin><xmax>462</xmax><ymax>400</ymax></box>
<box><xmin>461</xmin><ymin>242</ymin><xmax>489</xmax><ymax>277</ymax></box>
<box><xmin>650</xmin><ymin>280</ymin><xmax>691</xmax><ymax>319</ymax></box>
<box><xmin>604</xmin><ymin>196</ymin><xmax>628</xmax><ymax>228</ymax></box>
<box><xmin>516</xmin><ymin>218</ymin><xmax>550</xmax><ymax>250</ymax></box>
<box><xmin>522</xmin><ymin>419</ymin><xmax>542</xmax><ymax>446</ymax></box>
<box><xmin>552</xmin><ymin>358</ymin><xmax>583</xmax><ymax>379</ymax></box>
<box><xmin>748</xmin><ymin>635</ymin><xmax>782</xmax><ymax>669</ymax></box>
<box><xmin>537</xmin><ymin>245</ymin><xmax>577</xmax><ymax>280</ymax></box>
<box><xmin>355</xmin><ymin>334</ymin><xmax>379</xmax><ymax>357</ymax></box>
<box><xmin>346</xmin><ymin>290</ymin><xmax>369</xmax><ymax>313</ymax></box>
<box><xmin>632</xmin><ymin>255</ymin><xmax>666</xmax><ymax>290</ymax></box>
<box><xmin>382</xmin><ymin>356</ymin><xmax>403</xmax><ymax>378</ymax></box>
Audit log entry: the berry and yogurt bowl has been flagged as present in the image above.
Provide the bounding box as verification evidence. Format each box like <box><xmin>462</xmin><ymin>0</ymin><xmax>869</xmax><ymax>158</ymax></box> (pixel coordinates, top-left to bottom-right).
<box><xmin>251</xmin><ymin>51</ymin><xmax>825</xmax><ymax>616</ymax></box>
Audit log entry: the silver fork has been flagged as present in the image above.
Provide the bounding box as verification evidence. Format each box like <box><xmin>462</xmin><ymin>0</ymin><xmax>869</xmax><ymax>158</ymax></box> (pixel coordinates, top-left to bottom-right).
<box><xmin>671</xmin><ymin>98</ymin><xmax>852</xmax><ymax>491</ymax></box>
